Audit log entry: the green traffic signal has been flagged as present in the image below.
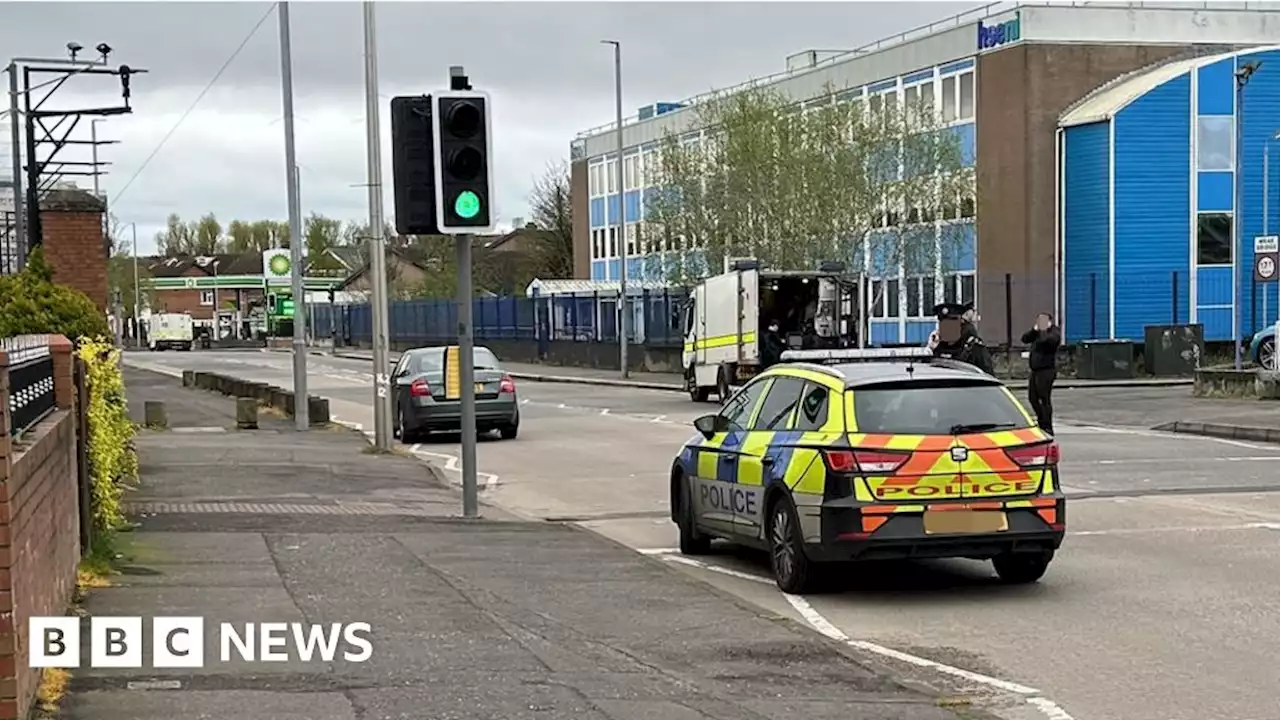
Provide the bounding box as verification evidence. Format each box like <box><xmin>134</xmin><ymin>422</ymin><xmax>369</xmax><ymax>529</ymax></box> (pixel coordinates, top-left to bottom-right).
<box><xmin>454</xmin><ymin>191</ymin><xmax>481</xmax><ymax>220</ymax></box>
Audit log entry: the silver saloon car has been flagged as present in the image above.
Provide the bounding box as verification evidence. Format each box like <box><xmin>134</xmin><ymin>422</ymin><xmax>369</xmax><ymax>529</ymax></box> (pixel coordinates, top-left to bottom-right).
<box><xmin>391</xmin><ymin>346</ymin><xmax>520</xmax><ymax>442</ymax></box>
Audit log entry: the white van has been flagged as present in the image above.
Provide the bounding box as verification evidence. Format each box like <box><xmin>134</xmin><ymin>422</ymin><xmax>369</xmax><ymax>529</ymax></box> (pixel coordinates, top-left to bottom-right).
<box><xmin>148</xmin><ymin>313</ymin><xmax>194</xmax><ymax>351</ymax></box>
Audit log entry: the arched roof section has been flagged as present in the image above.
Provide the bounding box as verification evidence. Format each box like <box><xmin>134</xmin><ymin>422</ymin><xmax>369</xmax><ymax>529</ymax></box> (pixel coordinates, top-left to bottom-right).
<box><xmin>1059</xmin><ymin>46</ymin><xmax>1280</xmax><ymax>128</ymax></box>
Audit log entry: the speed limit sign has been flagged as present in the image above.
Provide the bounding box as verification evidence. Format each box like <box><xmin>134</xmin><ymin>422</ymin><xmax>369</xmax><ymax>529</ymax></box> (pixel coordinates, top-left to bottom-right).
<box><xmin>1255</xmin><ymin>236</ymin><xmax>1280</xmax><ymax>283</ymax></box>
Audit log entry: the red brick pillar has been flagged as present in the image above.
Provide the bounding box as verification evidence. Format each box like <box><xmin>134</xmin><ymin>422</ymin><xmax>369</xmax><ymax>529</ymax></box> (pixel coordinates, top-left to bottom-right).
<box><xmin>48</xmin><ymin>338</ymin><xmax>74</xmax><ymax>411</ymax></box>
<box><xmin>40</xmin><ymin>189</ymin><xmax>109</xmax><ymax>312</ymax></box>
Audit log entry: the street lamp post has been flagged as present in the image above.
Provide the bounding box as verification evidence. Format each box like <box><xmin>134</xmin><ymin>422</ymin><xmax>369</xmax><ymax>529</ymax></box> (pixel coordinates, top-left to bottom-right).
<box><xmin>277</xmin><ymin>0</ymin><xmax>309</xmax><ymax>430</ymax></box>
<box><xmin>602</xmin><ymin>39</ymin><xmax>628</xmax><ymax>379</ymax></box>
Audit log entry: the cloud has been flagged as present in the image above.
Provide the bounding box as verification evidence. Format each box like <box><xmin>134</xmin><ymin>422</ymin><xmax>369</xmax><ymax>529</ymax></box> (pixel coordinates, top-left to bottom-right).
<box><xmin>1</xmin><ymin>1</ymin><xmax>976</xmax><ymax>253</ymax></box>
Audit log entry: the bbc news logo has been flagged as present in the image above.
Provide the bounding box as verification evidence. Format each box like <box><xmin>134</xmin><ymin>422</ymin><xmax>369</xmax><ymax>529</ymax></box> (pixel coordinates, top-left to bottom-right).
<box><xmin>29</xmin><ymin>617</ymin><xmax>373</xmax><ymax>668</ymax></box>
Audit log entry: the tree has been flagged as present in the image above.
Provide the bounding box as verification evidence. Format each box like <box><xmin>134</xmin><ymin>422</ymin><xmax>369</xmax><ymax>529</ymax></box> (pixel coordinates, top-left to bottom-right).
<box><xmin>646</xmin><ymin>83</ymin><xmax>974</xmax><ymax>310</ymax></box>
<box><xmin>155</xmin><ymin>213</ymin><xmax>194</xmax><ymax>257</ymax></box>
<box><xmin>107</xmin><ymin>251</ymin><xmax>156</xmax><ymax>317</ymax></box>
<box><xmin>526</xmin><ymin>160</ymin><xmax>574</xmax><ymax>278</ymax></box>
<box><xmin>193</xmin><ymin>213</ymin><xmax>224</xmax><ymax>254</ymax></box>
<box><xmin>304</xmin><ymin>213</ymin><xmax>345</xmax><ymax>273</ymax></box>
<box><xmin>226</xmin><ymin>219</ymin><xmax>257</xmax><ymax>253</ymax></box>
<box><xmin>0</xmin><ymin>247</ymin><xmax>111</xmax><ymax>340</ymax></box>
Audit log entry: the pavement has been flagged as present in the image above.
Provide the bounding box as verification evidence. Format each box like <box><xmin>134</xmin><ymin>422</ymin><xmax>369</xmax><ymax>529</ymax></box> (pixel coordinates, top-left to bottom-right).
<box><xmin>67</xmin><ymin>366</ymin><xmax>986</xmax><ymax>720</ymax></box>
<box><xmin>117</xmin><ymin>347</ymin><xmax>1280</xmax><ymax>720</ymax></box>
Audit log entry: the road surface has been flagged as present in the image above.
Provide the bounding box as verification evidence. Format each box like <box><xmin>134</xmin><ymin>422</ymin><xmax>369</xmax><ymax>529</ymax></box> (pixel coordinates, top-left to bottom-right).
<box><xmin>126</xmin><ymin>349</ymin><xmax>1280</xmax><ymax>720</ymax></box>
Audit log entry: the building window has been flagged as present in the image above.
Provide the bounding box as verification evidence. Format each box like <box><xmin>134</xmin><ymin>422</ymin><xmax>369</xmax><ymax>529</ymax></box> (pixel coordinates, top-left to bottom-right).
<box><xmin>607</xmin><ymin>226</ymin><xmax>618</xmax><ymax>258</ymax></box>
<box><xmin>589</xmin><ymin>163</ymin><xmax>604</xmax><ymax>198</ymax></box>
<box><xmin>958</xmin><ymin>71</ymin><xmax>975</xmax><ymax>121</ymax></box>
<box><xmin>638</xmin><ymin>152</ymin><xmax>651</xmax><ymax>188</ymax></box>
<box><xmin>942</xmin><ymin>272</ymin><xmax>976</xmax><ymax>305</ymax></box>
<box><xmin>941</xmin><ymin>75</ymin><xmax>957</xmax><ymax>123</ymax></box>
<box><xmin>591</xmin><ymin>228</ymin><xmax>606</xmax><ymax>260</ymax></box>
<box><xmin>623</xmin><ymin>154</ymin><xmax>639</xmax><ymax>190</ymax></box>
<box><xmin>1197</xmin><ymin>212</ymin><xmax>1233</xmax><ymax>265</ymax></box>
<box><xmin>903</xmin><ymin>81</ymin><xmax>935</xmax><ymax>126</ymax></box>
<box><xmin>625</xmin><ymin>223</ymin><xmax>638</xmax><ymax>256</ymax></box>
<box><xmin>904</xmin><ymin>275</ymin><xmax>937</xmax><ymax>317</ymax></box>
<box><xmin>1196</xmin><ymin>116</ymin><xmax>1234</xmax><ymax>171</ymax></box>
<box><xmin>606</xmin><ymin>158</ymin><xmax>618</xmax><ymax>194</ymax></box>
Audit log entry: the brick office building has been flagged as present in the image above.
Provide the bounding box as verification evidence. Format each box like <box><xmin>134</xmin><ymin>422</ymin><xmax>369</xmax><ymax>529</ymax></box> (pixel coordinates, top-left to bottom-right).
<box><xmin>569</xmin><ymin>2</ymin><xmax>1280</xmax><ymax>345</ymax></box>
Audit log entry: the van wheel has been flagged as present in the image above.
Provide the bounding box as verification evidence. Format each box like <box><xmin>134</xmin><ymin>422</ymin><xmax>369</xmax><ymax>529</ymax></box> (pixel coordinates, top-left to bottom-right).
<box><xmin>676</xmin><ymin>473</ymin><xmax>711</xmax><ymax>555</ymax></box>
<box><xmin>716</xmin><ymin>368</ymin><xmax>732</xmax><ymax>403</ymax></box>
<box><xmin>767</xmin><ymin>495</ymin><xmax>821</xmax><ymax>594</ymax></box>
<box><xmin>993</xmin><ymin>551</ymin><xmax>1053</xmax><ymax>584</ymax></box>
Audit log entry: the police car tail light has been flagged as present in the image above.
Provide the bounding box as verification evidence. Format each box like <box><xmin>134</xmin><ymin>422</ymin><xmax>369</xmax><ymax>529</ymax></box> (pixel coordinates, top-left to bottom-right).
<box><xmin>410</xmin><ymin>378</ymin><xmax>432</xmax><ymax>397</ymax></box>
<box><xmin>500</xmin><ymin>375</ymin><xmax>516</xmax><ymax>394</ymax></box>
<box><xmin>1005</xmin><ymin>441</ymin><xmax>1059</xmax><ymax>467</ymax></box>
<box><xmin>826</xmin><ymin>449</ymin><xmax>908</xmax><ymax>474</ymax></box>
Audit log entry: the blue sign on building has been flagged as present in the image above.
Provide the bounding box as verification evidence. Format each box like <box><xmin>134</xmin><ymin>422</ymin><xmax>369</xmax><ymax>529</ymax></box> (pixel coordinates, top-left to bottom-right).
<box><xmin>978</xmin><ymin>12</ymin><xmax>1021</xmax><ymax>50</ymax></box>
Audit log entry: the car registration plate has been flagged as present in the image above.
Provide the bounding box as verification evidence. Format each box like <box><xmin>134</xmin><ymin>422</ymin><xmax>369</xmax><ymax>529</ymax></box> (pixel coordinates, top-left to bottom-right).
<box><xmin>474</xmin><ymin>383</ymin><xmax>484</xmax><ymax>393</ymax></box>
<box><xmin>922</xmin><ymin>510</ymin><xmax>1008</xmax><ymax>535</ymax></box>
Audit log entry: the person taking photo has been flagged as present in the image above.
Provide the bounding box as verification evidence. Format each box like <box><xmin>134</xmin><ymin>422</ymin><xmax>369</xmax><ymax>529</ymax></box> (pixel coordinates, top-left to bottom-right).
<box><xmin>1021</xmin><ymin>312</ymin><xmax>1061</xmax><ymax>435</ymax></box>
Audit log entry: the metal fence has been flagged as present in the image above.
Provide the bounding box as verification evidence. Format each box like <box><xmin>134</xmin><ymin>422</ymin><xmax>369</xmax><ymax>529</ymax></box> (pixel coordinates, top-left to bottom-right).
<box><xmin>0</xmin><ymin>210</ymin><xmax>23</xmax><ymax>276</ymax></box>
<box><xmin>2</xmin><ymin>335</ymin><xmax>56</xmax><ymax>436</ymax></box>
<box><xmin>312</xmin><ymin>289</ymin><xmax>691</xmax><ymax>348</ymax></box>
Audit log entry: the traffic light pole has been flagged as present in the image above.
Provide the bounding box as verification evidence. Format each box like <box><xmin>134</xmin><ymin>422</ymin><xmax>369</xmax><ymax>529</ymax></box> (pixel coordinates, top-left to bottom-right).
<box><xmin>457</xmin><ymin>233</ymin><xmax>478</xmax><ymax>517</ymax></box>
<box><xmin>278</xmin><ymin>0</ymin><xmax>308</xmax><ymax>430</ymax></box>
<box><xmin>364</xmin><ymin>0</ymin><xmax>393</xmax><ymax>451</ymax></box>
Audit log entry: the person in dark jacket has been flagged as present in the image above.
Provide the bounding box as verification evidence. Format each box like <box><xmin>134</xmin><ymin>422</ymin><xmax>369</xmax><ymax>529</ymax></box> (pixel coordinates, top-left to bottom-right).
<box><xmin>930</xmin><ymin>302</ymin><xmax>994</xmax><ymax>375</ymax></box>
<box><xmin>1021</xmin><ymin>312</ymin><xmax>1062</xmax><ymax>434</ymax></box>
<box><xmin>760</xmin><ymin>320</ymin><xmax>786</xmax><ymax>369</ymax></box>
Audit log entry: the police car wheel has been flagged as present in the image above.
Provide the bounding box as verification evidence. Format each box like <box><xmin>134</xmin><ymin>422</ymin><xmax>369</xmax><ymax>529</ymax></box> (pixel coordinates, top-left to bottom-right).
<box><xmin>992</xmin><ymin>551</ymin><xmax>1053</xmax><ymax>584</ymax></box>
<box><xmin>768</xmin><ymin>496</ymin><xmax>819</xmax><ymax>594</ymax></box>
<box><xmin>677</xmin><ymin>474</ymin><xmax>711</xmax><ymax>555</ymax></box>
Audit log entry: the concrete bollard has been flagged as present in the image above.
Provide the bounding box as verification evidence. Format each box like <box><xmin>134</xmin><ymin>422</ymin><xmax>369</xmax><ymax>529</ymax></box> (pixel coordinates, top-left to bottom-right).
<box><xmin>236</xmin><ymin>397</ymin><xmax>259</xmax><ymax>429</ymax></box>
<box><xmin>144</xmin><ymin>401</ymin><xmax>168</xmax><ymax>428</ymax></box>
<box><xmin>182</xmin><ymin>370</ymin><xmax>195</xmax><ymax>387</ymax></box>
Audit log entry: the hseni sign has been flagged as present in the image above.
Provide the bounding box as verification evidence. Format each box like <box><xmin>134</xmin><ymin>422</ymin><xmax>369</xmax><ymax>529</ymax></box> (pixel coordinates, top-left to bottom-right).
<box><xmin>977</xmin><ymin>12</ymin><xmax>1021</xmax><ymax>50</ymax></box>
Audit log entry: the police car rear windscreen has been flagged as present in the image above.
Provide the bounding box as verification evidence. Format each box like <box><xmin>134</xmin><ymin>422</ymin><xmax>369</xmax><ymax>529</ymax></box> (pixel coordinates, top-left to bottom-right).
<box><xmin>852</xmin><ymin>380</ymin><xmax>1032</xmax><ymax>435</ymax></box>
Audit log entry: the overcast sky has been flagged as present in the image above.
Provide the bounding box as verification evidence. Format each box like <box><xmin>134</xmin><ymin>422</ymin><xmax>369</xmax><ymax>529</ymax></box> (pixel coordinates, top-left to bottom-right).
<box><xmin>0</xmin><ymin>1</ymin><xmax>976</xmax><ymax>254</ymax></box>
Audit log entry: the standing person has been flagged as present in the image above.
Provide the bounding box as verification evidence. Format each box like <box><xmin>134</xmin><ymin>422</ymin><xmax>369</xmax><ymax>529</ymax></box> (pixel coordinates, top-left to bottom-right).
<box><xmin>1021</xmin><ymin>312</ymin><xmax>1061</xmax><ymax>434</ymax></box>
<box><xmin>930</xmin><ymin>302</ymin><xmax>994</xmax><ymax>374</ymax></box>
<box><xmin>760</xmin><ymin>320</ymin><xmax>786</xmax><ymax>369</ymax></box>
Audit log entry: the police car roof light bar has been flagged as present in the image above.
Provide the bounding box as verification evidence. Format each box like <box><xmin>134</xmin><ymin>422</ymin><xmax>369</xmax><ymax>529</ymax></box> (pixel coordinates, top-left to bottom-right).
<box><xmin>779</xmin><ymin>347</ymin><xmax>934</xmax><ymax>364</ymax></box>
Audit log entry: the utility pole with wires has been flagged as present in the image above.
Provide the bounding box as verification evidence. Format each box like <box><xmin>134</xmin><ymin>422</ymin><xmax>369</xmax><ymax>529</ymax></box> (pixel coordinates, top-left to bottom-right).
<box><xmin>7</xmin><ymin>45</ymin><xmax>144</xmax><ymax>258</ymax></box>
<box><xmin>278</xmin><ymin>2</ymin><xmax>309</xmax><ymax>430</ymax></box>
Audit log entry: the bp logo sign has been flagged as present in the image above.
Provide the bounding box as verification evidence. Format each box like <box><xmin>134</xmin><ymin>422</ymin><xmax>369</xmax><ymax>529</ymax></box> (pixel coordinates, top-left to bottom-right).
<box><xmin>263</xmin><ymin>250</ymin><xmax>292</xmax><ymax>285</ymax></box>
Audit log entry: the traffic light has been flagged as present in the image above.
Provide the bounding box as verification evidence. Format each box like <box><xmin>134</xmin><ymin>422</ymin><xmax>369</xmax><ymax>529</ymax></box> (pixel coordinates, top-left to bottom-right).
<box><xmin>390</xmin><ymin>95</ymin><xmax>439</xmax><ymax>235</ymax></box>
<box><xmin>266</xmin><ymin>293</ymin><xmax>277</xmax><ymax>314</ymax></box>
<box><xmin>432</xmin><ymin>90</ymin><xmax>494</xmax><ymax>233</ymax></box>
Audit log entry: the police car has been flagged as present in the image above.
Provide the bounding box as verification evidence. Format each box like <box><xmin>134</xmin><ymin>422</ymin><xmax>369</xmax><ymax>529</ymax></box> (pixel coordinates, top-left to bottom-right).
<box><xmin>668</xmin><ymin>346</ymin><xmax>1064</xmax><ymax>594</ymax></box>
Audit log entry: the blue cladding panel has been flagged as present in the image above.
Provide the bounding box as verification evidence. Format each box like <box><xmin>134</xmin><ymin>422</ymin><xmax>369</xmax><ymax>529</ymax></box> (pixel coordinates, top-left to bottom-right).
<box><xmin>1063</xmin><ymin>121</ymin><xmax>1112</xmax><ymax>342</ymax></box>
<box><xmin>642</xmin><ymin>187</ymin><xmax>661</xmax><ymax>219</ymax></box>
<box><xmin>1236</xmin><ymin>49</ymin><xmax>1280</xmax><ymax>336</ymax></box>
<box><xmin>607</xmin><ymin>195</ymin><xmax>621</xmax><ymax>225</ymax></box>
<box><xmin>607</xmin><ymin>259</ymin><xmax>620</xmax><ymax>280</ymax></box>
<box><xmin>869</xmin><ymin>321</ymin><xmax>899</xmax><ymax>345</ymax></box>
<box><xmin>904</xmin><ymin>320</ymin><xmax>933</xmax><ymax>344</ymax></box>
<box><xmin>868</xmin><ymin>79</ymin><xmax>896</xmax><ymax>93</ymax></box>
<box><xmin>590</xmin><ymin>198</ymin><xmax>605</xmax><ymax>228</ymax></box>
<box><xmin>1113</xmin><ymin>73</ymin><xmax>1191</xmax><ymax>339</ymax></box>
<box><xmin>954</xmin><ymin>123</ymin><xmax>976</xmax><ymax>167</ymax></box>
<box><xmin>1197</xmin><ymin>59</ymin><xmax>1235</xmax><ymax>116</ymax></box>
<box><xmin>590</xmin><ymin>261</ymin><xmax>606</xmax><ymax>281</ymax></box>
<box><xmin>903</xmin><ymin>69</ymin><xmax>934</xmax><ymax>85</ymax></box>
<box><xmin>1197</xmin><ymin>171</ymin><xmax>1234</xmax><ymax>212</ymax></box>
<box><xmin>626</xmin><ymin>258</ymin><xmax>643</xmax><ymax>278</ymax></box>
<box><xmin>1197</xmin><ymin>306</ymin><xmax>1232</xmax><ymax>341</ymax></box>
<box><xmin>624</xmin><ymin>191</ymin><xmax>641</xmax><ymax>223</ymax></box>
<box><xmin>940</xmin><ymin>59</ymin><xmax>974</xmax><ymax>75</ymax></box>
<box><xmin>941</xmin><ymin>222</ymin><xmax>976</xmax><ymax>273</ymax></box>
<box><xmin>1197</xmin><ymin>266</ymin><xmax>1232</xmax><ymax>306</ymax></box>
<box><xmin>868</xmin><ymin>232</ymin><xmax>894</xmax><ymax>275</ymax></box>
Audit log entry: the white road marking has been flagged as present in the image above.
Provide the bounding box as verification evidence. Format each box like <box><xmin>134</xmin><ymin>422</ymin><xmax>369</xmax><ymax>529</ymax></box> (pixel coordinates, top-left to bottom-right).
<box><xmin>636</xmin><ymin>547</ymin><xmax>677</xmax><ymax>555</ymax></box>
<box><xmin>664</xmin><ymin>555</ymin><xmax>773</xmax><ymax>584</ymax></box>
<box><xmin>411</xmin><ymin>447</ymin><xmax>501</xmax><ymax>490</ymax></box>
<box><xmin>1083</xmin><ymin>424</ymin><xmax>1272</xmax><ymax>450</ymax></box>
<box><xmin>1072</xmin><ymin>522</ymin><xmax>1280</xmax><ymax>536</ymax></box>
<box><xmin>1090</xmin><ymin>455</ymin><xmax>1280</xmax><ymax>465</ymax></box>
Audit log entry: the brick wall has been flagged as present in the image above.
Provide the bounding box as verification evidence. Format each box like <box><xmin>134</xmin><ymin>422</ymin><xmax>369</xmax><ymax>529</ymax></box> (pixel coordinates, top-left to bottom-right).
<box><xmin>39</xmin><ymin>189</ymin><xmax>108</xmax><ymax>312</ymax></box>
<box><xmin>0</xmin><ymin>336</ymin><xmax>81</xmax><ymax>720</ymax></box>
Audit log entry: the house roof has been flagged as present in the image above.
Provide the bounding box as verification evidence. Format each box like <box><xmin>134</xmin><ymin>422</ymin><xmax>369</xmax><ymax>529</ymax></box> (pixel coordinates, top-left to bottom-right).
<box><xmin>1059</xmin><ymin>46</ymin><xmax>1278</xmax><ymax>128</ymax></box>
<box><xmin>140</xmin><ymin>251</ymin><xmax>339</xmax><ymax>278</ymax></box>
